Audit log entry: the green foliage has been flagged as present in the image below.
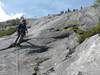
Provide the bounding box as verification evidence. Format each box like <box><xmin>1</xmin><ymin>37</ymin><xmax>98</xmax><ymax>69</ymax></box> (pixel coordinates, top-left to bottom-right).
<box><xmin>11</xmin><ymin>18</ymin><xmax>21</xmax><ymax>25</ymax></box>
<box><xmin>16</xmin><ymin>18</ymin><xmax>20</xmax><ymax>25</ymax></box>
<box><xmin>34</xmin><ymin>66</ymin><xmax>39</xmax><ymax>71</ymax></box>
<box><xmin>92</xmin><ymin>0</ymin><xmax>100</xmax><ymax>8</ymax></box>
<box><xmin>0</xmin><ymin>29</ymin><xmax>16</xmax><ymax>37</ymax></box>
<box><xmin>78</xmin><ymin>24</ymin><xmax>100</xmax><ymax>43</ymax></box>
<box><xmin>96</xmin><ymin>0</ymin><xmax>100</xmax><ymax>3</ymax></box>
<box><xmin>0</xmin><ymin>25</ymin><xmax>5</xmax><ymax>28</ymax></box>
<box><xmin>11</xmin><ymin>20</ymin><xmax>17</xmax><ymax>25</ymax></box>
<box><xmin>6</xmin><ymin>25</ymin><xmax>16</xmax><ymax>27</ymax></box>
<box><xmin>38</xmin><ymin>73</ymin><xmax>41</xmax><ymax>75</ymax></box>
<box><xmin>92</xmin><ymin>3</ymin><xmax>99</xmax><ymax>8</ymax></box>
<box><xmin>0</xmin><ymin>25</ymin><xmax>16</xmax><ymax>29</ymax></box>
<box><xmin>68</xmin><ymin>21</ymin><xmax>80</xmax><ymax>25</ymax></box>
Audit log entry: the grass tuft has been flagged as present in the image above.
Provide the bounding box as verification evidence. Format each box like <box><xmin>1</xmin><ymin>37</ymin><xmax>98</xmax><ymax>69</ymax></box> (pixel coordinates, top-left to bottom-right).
<box><xmin>78</xmin><ymin>24</ymin><xmax>100</xmax><ymax>43</ymax></box>
<box><xmin>0</xmin><ymin>29</ymin><xmax>16</xmax><ymax>37</ymax></box>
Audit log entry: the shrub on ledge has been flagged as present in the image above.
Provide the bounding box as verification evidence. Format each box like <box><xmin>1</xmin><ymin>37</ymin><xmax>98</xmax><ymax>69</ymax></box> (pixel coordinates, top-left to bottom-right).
<box><xmin>78</xmin><ymin>24</ymin><xmax>100</xmax><ymax>43</ymax></box>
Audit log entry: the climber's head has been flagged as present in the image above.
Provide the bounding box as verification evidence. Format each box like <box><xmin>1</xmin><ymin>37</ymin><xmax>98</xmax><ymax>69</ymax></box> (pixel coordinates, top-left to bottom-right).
<box><xmin>21</xmin><ymin>19</ymin><xmax>26</xmax><ymax>24</ymax></box>
<box><xmin>20</xmin><ymin>16</ymin><xmax>26</xmax><ymax>23</ymax></box>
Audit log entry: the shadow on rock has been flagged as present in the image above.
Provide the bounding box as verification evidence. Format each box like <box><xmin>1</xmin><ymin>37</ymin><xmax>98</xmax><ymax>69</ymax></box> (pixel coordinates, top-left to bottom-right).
<box><xmin>19</xmin><ymin>41</ymin><xmax>49</xmax><ymax>54</ymax></box>
<box><xmin>0</xmin><ymin>39</ymin><xmax>31</xmax><ymax>51</ymax></box>
<box><xmin>0</xmin><ymin>39</ymin><xmax>49</xmax><ymax>54</ymax></box>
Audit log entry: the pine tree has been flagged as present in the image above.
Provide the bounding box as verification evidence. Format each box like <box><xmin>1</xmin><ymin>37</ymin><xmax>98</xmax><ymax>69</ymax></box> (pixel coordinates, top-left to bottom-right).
<box><xmin>93</xmin><ymin>0</ymin><xmax>100</xmax><ymax>7</ymax></box>
<box><xmin>81</xmin><ymin>6</ymin><xmax>83</xmax><ymax>9</ymax></box>
<box><xmin>68</xmin><ymin>8</ymin><xmax>71</xmax><ymax>12</ymax></box>
<box><xmin>65</xmin><ymin>11</ymin><xmax>67</xmax><ymax>13</ymax></box>
<box><xmin>60</xmin><ymin>11</ymin><xmax>64</xmax><ymax>14</ymax></box>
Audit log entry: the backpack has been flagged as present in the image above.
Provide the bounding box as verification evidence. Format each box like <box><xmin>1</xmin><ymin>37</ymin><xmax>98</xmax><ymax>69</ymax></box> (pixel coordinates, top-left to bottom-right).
<box><xmin>17</xmin><ymin>22</ymin><xmax>27</xmax><ymax>35</ymax></box>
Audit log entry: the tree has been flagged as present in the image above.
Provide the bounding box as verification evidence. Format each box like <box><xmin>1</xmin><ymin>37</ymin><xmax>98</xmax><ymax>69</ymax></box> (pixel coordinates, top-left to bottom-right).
<box><xmin>73</xmin><ymin>9</ymin><xmax>76</xmax><ymax>12</ymax></box>
<box><xmin>93</xmin><ymin>0</ymin><xmax>100</xmax><ymax>7</ymax></box>
<box><xmin>68</xmin><ymin>8</ymin><xmax>71</xmax><ymax>12</ymax></box>
<box><xmin>48</xmin><ymin>14</ymin><xmax>50</xmax><ymax>16</ymax></box>
<box><xmin>81</xmin><ymin>6</ymin><xmax>83</xmax><ymax>9</ymax></box>
<box><xmin>96</xmin><ymin>0</ymin><xmax>100</xmax><ymax>4</ymax></box>
<box><xmin>11</xmin><ymin>20</ymin><xmax>17</xmax><ymax>25</ymax></box>
<box><xmin>65</xmin><ymin>11</ymin><xmax>67</xmax><ymax>13</ymax></box>
<box><xmin>60</xmin><ymin>11</ymin><xmax>64</xmax><ymax>14</ymax></box>
<box><xmin>16</xmin><ymin>18</ymin><xmax>20</xmax><ymax>25</ymax></box>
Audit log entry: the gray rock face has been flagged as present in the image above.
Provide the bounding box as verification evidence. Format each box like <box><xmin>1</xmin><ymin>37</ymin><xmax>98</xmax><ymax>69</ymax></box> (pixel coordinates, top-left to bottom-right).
<box><xmin>0</xmin><ymin>6</ymin><xmax>100</xmax><ymax>75</ymax></box>
<box><xmin>55</xmin><ymin>34</ymin><xmax>100</xmax><ymax>75</ymax></box>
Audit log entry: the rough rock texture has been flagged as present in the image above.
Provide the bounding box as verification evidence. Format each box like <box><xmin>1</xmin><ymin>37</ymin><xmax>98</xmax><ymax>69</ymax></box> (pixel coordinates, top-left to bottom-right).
<box><xmin>0</xmin><ymin>6</ymin><xmax>100</xmax><ymax>75</ymax></box>
<box><xmin>55</xmin><ymin>34</ymin><xmax>100</xmax><ymax>75</ymax></box>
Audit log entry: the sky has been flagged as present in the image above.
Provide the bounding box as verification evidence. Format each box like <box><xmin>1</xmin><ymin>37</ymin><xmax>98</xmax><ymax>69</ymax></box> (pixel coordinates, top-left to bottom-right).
<box><xmin>0</xmin><ymin>0</ymin><xmax>96</xmax><ymax>22</ymax></box>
